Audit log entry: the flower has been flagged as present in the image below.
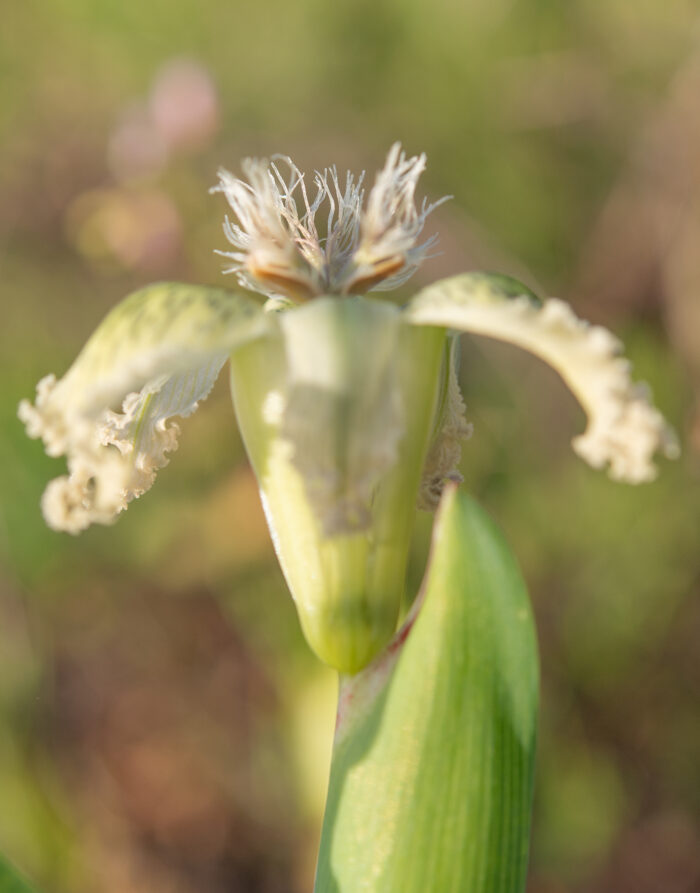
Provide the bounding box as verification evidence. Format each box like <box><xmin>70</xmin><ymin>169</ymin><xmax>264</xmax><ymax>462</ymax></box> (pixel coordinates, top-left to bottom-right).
<box><xmin>19</xmin><ymin>145</ymin><xmax>678</xmax><ymax>672</ymax></box>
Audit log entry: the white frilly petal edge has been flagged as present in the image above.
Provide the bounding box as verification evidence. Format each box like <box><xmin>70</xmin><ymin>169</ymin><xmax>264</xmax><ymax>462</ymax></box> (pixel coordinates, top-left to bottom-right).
<box><xmin>18</xmin><ymin>283</ymin><xmax>267</xmax><ymax>533</ymax></box>
<box><xmin>19</xmin><ymin>360</ymin><xmax>226</xmax><ymax>533</ymax></box>
<box><xmin>407</xmin><ymin>274</ymin><xmax>679</xmax><ymax>483</ymax></box>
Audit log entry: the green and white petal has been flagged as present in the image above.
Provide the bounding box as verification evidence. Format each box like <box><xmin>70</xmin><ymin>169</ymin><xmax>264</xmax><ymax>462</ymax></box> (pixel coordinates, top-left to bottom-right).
<box><xmin>230</xmin><ymin>296</ymin><xmax>446</xmax><ymax>672</ymax></box>
<box><xmin>278</xmin><ymin>297</ymin><xmax>405</xmax><ymax>535</ymax></box>
<box><xmin>407</xmin><ymin>273</ymin><xmax>679</xmax><ymax>483</ymax></box>
<box><xmin>19</xmin><ymin>283</ymin><xmax>267</xmax><ymax>533</ymax></box>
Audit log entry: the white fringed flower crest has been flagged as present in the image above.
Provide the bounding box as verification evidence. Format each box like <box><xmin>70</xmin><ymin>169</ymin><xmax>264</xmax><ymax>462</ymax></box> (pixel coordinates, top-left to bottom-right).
<box><xmin>212</xmin><ymin>143</ymin><xmax>449</xmax><ymax>301</ymax></box>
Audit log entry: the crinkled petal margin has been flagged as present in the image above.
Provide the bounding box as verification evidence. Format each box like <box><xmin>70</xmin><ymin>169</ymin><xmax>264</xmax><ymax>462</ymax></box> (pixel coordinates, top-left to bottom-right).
<box><xmin>19</xmin><ymin>283</ymin><xmax>267</xmax><ymax>532</ymax></box>
<box><xmin>406</xmin><ymin>273</ymin><xmax>679</xmax><ymax>483</ymax></box>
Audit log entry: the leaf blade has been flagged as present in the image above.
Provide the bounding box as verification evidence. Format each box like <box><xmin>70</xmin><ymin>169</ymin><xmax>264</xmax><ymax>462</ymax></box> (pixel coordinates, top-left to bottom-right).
<box><xmin>315</xmin><ymin>487</ymin><xmax>539</xmax><ymax>893</ymax></box>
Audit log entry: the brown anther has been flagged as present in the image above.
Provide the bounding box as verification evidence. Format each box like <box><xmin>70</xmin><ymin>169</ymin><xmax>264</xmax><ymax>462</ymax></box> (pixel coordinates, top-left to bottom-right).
<box><xmin>344</xmin><ymin>255</ymin><xmax>405</xmax><ymax>295</ymax></box>
<box><xmin>247</xmin><ymin>260</ymin><xmax>318</xmax><ymax>301</ymax></box>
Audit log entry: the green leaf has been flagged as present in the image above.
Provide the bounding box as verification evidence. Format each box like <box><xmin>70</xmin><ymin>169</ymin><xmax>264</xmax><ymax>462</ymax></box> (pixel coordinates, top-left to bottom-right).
<box><xmin>315</xmin><ymin>487</ymin><xmax>539</xmax><ymax>893</ymax></box>
<box><xmin>0</xmin><ymin>853</ymin><xmax>39</xmax><ymax>893</ymax></box>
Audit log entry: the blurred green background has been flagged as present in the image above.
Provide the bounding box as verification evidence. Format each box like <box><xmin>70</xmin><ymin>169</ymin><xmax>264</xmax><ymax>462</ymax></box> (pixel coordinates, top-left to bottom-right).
<box><xmin>1</xmin><ymin>1</ymin><xmax>699</xmax><ymax>891</ymax></box>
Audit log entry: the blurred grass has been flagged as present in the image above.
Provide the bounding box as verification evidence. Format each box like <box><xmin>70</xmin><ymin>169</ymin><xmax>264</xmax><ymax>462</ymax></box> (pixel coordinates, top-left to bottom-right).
<box><xmin>1</xmin><ymin>0</ymin><xmax>700</xmax><ymax>891</ymax></box>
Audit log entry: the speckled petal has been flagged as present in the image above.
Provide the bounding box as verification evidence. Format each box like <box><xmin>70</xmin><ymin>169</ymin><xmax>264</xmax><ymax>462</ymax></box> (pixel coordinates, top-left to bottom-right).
<box><xmin>19</xmin><ymin>283</ymin><xmax>267</xmax><ymax>532</ymax></box>
<box><xmin>407</xmin><ymin>273</ymin><xmax>678</xmax><ymax>483</ymax></box>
